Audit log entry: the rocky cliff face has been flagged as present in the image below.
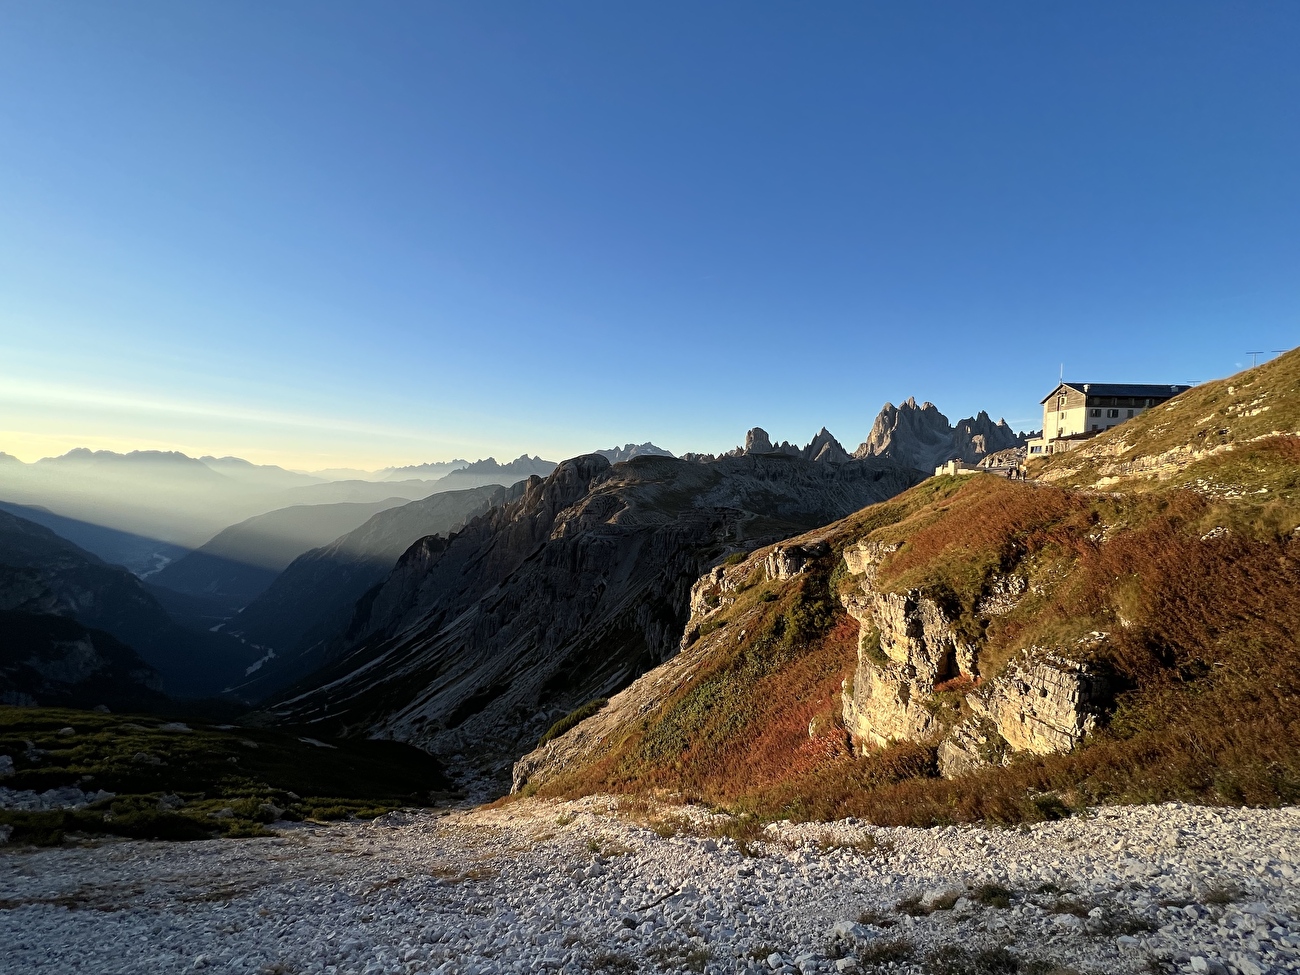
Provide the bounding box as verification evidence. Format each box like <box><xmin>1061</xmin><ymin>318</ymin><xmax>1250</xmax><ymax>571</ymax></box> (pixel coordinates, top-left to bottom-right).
<box><xmin>225</xmin><ymin>483</ymin><xmax>508</xmax><ymax>698</ymax></box>
<box><xmin>268</xmin><ymin>450</ymin><xmax>923</xmax><ymax>783</ymax></box>
<box><xmin>854</xmin><ymin>399</ymin><xmax>1024</xmax><ymax>473</ymax></box>
<box><xmin>837</xmin><ymin>538</ymin><xmax>1108</xmax><ymax>776</ymax></box>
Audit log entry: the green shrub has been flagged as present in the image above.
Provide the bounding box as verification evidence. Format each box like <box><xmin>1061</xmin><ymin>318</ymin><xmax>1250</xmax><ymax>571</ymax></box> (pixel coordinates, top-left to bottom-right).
<box><xmin>538</xmin><ymin>699</ymin><xmax>609</xmax><ymax>747</ymax></box>
<box><xmin>972</xmin><ymin>883</ymin><xmax>1014</xmax><ymax>909</ymax></box>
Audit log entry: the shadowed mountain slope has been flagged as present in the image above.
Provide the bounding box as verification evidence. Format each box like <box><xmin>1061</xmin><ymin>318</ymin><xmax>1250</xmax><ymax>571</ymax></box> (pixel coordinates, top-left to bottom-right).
<box><xmin>0</xmin><ymin>611</ymin><xmax>167</xmax><ymax>711</ymax></box>
<box><xmin>150</xmin><ymin>498</ymin><xmax>408</xmax><ymax>607</ymax></box>
<box><xmin>225</xmin><ymin>484</ymin><xmax>509</xmax><ymax>697</ymax></box>
<box><xmin>263</xmin><ymin>448</ymin><xmax>924</xmax><ymax>784</ymax></box>
<box><xmin>0</xmin><ymin>509</ymin><xmax>261</xmax><ymax>697</ymax></box>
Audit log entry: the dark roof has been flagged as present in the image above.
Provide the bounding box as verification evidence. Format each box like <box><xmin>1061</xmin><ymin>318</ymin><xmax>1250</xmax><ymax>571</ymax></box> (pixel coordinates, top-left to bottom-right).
<box><xmin>1041</xmin><ymin>382</ymin><xmax>1193</xmax><ymax>404</ymax></box>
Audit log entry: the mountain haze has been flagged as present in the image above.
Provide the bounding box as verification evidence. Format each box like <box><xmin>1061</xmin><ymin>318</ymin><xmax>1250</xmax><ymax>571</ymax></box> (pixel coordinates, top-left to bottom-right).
<box><xmin>227</xmin><ymin>483</ymin><xmax>509</xmax><ymax>697</ymax></box>
<box><xmin>150</xmin><ymin>498</ymin><xmax>409</xmax><ymax>607</ymax></box>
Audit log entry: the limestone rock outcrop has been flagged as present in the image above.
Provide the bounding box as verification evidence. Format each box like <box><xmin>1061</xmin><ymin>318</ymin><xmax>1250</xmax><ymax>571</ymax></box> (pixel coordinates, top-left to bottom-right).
<box><xmin>840</xmin><ymin>584</ymin><xmax>977</xmax><ymax>749</ymax></box>
<box><xmin>975</xmin><ymin>649</ymin><xmax>1109</xmax><ymax>755</ymax></box>
<box><xmin>764</xmin><ymin>541</ymin><xmax>830</xmax><ymax>581</ymax></box>
<box><xmin>838</xmin><ymin>537</ymin><xmax>1109</xmax><ymax>775</ymax></box>
<box><xmin>745</xmin><ymin>428</ymin><xmax>775</xmax><ymax>454</ymax></box>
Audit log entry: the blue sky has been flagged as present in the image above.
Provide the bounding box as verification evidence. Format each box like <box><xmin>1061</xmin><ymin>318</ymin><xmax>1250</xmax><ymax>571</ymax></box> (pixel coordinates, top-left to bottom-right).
<box><xmin>1</xmin><ymin>2</ymin><xmax>1297</xmax><ymax>469</ymax></box>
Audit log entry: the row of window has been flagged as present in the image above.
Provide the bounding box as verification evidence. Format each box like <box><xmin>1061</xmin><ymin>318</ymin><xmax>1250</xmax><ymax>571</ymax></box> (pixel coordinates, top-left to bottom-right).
<box><xmin>1090</xmin><ymin>408</ymin><xmax>1136</xmax><ymax>419</ymax></box>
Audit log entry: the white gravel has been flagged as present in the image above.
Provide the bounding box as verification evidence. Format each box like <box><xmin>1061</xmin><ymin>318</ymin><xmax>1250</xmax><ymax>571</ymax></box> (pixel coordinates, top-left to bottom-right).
<box><xmin>1</xmin><ymin>799</ymin><xmax>1297</xmax><ymax>975</ymax></box>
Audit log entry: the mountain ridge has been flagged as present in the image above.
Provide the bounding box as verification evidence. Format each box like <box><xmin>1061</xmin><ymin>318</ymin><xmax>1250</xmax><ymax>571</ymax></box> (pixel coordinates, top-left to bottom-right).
<box><xmin>262</xmin><ymin>445</ymin><xmax>925</xmax><ymax>783</ymax></box>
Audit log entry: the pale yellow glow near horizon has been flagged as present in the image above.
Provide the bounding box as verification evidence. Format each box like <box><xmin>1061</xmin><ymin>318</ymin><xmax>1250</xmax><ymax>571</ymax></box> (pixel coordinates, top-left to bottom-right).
<box><xmin>0</xmin><ymin>376</ymin><xmax>516</xmax><ymax>472</ymax></box>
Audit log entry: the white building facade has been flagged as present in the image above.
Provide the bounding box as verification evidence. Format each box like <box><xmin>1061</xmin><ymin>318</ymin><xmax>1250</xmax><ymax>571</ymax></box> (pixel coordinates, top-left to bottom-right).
<box><xmin>1026</xmin><ymin>382</ymin><xmax>1191</xmax><ymax>456</ymax></box>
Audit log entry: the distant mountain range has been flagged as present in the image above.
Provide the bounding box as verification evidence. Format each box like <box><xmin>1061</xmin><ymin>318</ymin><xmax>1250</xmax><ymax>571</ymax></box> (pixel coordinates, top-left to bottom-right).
<box><xmin>596</xmin><ymin>443</ymin><xmax>674</xmax><ymax>464</ymax></box>
<box><xmin>854</xmin><ymin>398</ymin><xmax>1026</xmax><ymax>472</ymax></box>
<box><xmin>378</xmin><ymin>460</ymin><xmax>470</xmax><ymax>481</ymax></box>
<box><xmin>0</xmin><ymin>449</ymin><xmax>560</xmax><ymax>568</ymax></box>
<box><xmin>692</xmin><ymin>404</ymin><xmax>1024</xmax><ymax>473</ymax></box>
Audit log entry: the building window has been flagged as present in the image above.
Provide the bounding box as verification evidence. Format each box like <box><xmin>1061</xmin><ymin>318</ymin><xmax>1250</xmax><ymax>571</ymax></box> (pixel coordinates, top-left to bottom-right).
<box><xmin>1091</xmin><ymin>424</ymin><xmax>1099</xmax><ymax>431</ymax></box>
<box><xmin>1090</xmin><ymin>408</ymin><xmax>1101</xmax><ymax>417</ymax></box>
<box><xmin>1127</xmin><ymin>409</ymin><xmax>1134</xmax><ymax>418</ymax></box>
<box><xmin>1107</xmin><ymin>409</ymin><xmax>1120</xmax><ymax>418</ymax></box>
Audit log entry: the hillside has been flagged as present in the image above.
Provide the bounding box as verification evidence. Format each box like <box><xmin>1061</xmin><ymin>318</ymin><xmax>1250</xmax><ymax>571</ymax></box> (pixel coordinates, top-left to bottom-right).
<box><xmin>149</xmin><ymin>498</ymin><xmax>408</xmax><ymax>607</ymax></box>
<box><xmin>0</xmin><ymin>611</ymin><xmax>167</xmax><ymax>711</ymax></box>
<box><xmin>513</xmin><ymin>351</ymin><xmax>1300</xmax><ymax>824</ymax></box>
<box><xmin>0</xmin><ymin>509</ymin><xmax>262</xmax><ymax>698</ymax></box>
<box><xmin>263</xmin><ymin>445</ymin><xmax>924</xmax><ymax>782</ymax></box>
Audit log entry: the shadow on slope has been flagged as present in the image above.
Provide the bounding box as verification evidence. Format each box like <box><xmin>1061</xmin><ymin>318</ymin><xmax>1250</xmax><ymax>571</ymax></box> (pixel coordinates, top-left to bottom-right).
<box><xmin>0</xmin><ymin>509</ymin><xmax>263</xmax><ymax>699</ymax></box>
<box><xmin>0</xmin><ymin>501</ymin><xmax>188</xmax><ymax>578</ymax></box>
<box><xmin>150</xmin><ymin>498</ymin><xmax>409</xmax><ymax>606</ymax></box>
<box><xmin>0</xmin><ymin>611</ymin><xmax>169</xmax><ymax>712</ymax></box>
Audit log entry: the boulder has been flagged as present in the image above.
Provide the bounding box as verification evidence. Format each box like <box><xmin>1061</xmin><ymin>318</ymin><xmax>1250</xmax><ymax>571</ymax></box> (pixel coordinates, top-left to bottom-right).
<box><xmin>982</xmin><ymin>650</ymin><xmax>1109</xmax><ymax>754</ymax></box>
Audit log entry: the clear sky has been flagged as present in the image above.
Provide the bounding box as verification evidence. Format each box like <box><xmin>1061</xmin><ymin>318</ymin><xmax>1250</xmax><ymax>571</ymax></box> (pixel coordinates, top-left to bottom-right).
<box><xmin>1</xmin><ymin>2</ymin><xmax>1297</xmax><ymax>470</ymax></box>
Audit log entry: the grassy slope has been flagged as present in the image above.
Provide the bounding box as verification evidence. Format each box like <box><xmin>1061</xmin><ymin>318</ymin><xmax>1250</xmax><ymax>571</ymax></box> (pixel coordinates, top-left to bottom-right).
<box><xmin>532</xmin><ymin>352</ymin><xmax>1300</xmax><ymax>825</ymax></box>
<box><xmin>0</xmin><ymin>707</ymin><xmax>451</xmax><ymax>844</ymax></box>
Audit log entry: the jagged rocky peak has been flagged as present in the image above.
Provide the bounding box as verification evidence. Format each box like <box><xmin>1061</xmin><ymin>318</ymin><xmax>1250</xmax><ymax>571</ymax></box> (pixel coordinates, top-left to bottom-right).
<box><xmin>734</xmin><ymin>427</ymin><xmax>851</xmax><ymax>463</ymax></box>
<box><xmin>744</xmin><ymin>427</ymin><xmax>774</xmax><ymax>454</ymax></box>
<box><xmin>596</xmin><ymin>443</ymin><xmax>674</xmax><ymax>464</ymax></box>
<box><xmin>854</xmin><ymin>399</ymin><xmax>1024</xmax><ymax>473</ymax></box>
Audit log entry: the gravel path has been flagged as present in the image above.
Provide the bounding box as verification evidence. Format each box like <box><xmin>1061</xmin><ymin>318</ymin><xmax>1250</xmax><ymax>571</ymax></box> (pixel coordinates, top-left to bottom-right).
<box><xmin>1</xmin><ymin>799</ymin><xmax>1297</xmax><ymax>975</ymax></box>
